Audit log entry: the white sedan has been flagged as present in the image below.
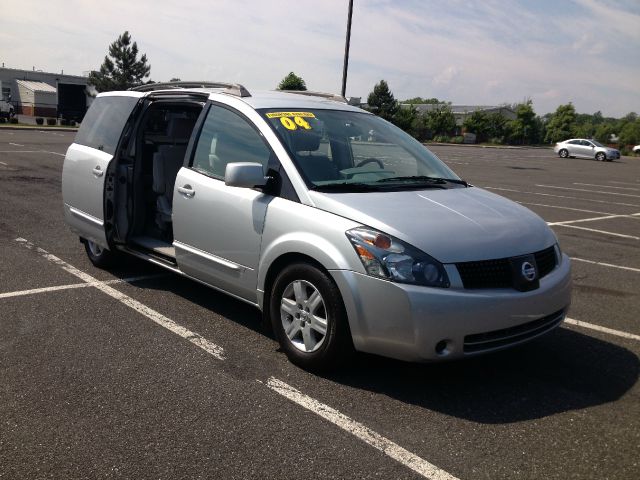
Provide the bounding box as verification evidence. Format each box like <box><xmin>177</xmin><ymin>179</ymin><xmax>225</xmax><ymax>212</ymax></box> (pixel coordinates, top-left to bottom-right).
<box><xmin>554</xmin><ymin>138</ymin><xmax>620</xmax><ymax>162</ymax></box>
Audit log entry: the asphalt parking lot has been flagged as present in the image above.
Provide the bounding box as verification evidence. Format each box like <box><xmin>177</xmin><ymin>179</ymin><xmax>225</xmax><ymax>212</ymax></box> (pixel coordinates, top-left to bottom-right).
<box><xmin>1</xmin><ymin>129</ymin><xmax>638</xmax><ymax>479</ymax></box>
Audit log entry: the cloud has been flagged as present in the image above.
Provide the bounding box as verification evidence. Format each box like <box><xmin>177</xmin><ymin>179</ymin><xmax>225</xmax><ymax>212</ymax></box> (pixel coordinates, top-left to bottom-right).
<box><xmin>1</xmin><ymin>0</ymin><xmax>638</xmax><ymax>116</ymax></box>
<box><xmin>433</xmin><ymin>66</ymin><xmax>460</xmax><ymax>87</ymax></box>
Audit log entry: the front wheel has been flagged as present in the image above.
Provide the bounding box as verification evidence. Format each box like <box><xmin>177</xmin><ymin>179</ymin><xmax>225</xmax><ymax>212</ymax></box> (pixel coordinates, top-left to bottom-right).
<box><xmin>270</xmin><ymin>263</ymin><xmax>353</xmax><ymax>371</ymax></box>
<box><xmin>595</xmin><ymin>152</ymin><xmax>606</xmax><ymax>162</ymax></box>
<box><xmin>83</xmin><ymin>238</ymin><xmax>118</xmax><ymax>268</ymax></box>
<box><xmin>559</xmin><ymin>149</ymin><xmax>569</xmax><ymax>158</ymax></box>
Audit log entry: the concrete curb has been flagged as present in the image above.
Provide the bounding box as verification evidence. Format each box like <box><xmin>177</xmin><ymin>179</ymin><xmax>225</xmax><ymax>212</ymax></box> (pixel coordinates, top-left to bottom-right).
<box><xmin>0</xmin><ymin>125</ymin><xmax>78</xmax><ymax>132</ymax></box>
<box><xmin>425</xmin><ymin>142</ymin><xmax>552</xmax><ymax>150</ymax></box>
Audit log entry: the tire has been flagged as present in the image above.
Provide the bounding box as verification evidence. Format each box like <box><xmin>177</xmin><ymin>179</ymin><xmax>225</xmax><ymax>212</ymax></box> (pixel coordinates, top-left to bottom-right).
<box><xmin>270</xmin><ymin>263</ymin><xmax>353</xmax><ymax>371</ymax></box>
<box><xmin>83</xmin><ymin>238</ymin><xmax>118</xmax><ymax>268</ymax></box>
<box><xmin>595</xmin><ymin>152</ymin><xmax>606</xmax><ymax>162</ymax></box>
<box><xmin>559</xmin><ymin>149</ymin><xmax>569</xmax><ymax>158</ymax></box>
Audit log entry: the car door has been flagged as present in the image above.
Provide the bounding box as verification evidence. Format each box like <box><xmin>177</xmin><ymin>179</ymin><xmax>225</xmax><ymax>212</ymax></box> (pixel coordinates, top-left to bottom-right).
<box><xmin>62</xmin><ymin>94</ymin><xmax>141</xmax><ymax>247</ymax></box>
<box><xmin>172</xmin><ymin>103</ymin><xmax>274</xmax><ymax>303</ymax></box>
<box><xmin>582</xmin><ymin>140</ymin><xmax>597</xmax><ymax>158</ymax></box>
<box><xmin>564</xmin><ymin>140</ymin><xmax>581</xmax><ymax>157</ymax></box>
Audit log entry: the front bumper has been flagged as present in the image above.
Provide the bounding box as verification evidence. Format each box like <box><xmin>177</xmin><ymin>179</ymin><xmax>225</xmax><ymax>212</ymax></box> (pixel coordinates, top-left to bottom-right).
<box><xmin>330</xmin><ymin>253</ymin><xmax>572</xmax><ymax>362</ymax></box>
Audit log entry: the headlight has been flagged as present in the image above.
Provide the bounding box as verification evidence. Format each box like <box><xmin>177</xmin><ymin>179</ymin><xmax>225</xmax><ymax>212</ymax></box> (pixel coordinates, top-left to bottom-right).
<box><xmin>346</xmin><ymin>227</ymin><xmax>450</xmax><ymax>288</ymax></box>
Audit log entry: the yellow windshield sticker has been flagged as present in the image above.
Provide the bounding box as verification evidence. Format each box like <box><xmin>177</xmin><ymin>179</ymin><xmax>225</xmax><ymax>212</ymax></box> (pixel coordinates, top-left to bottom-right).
<box><xmin>266</xmin><ymin>111</ymin><xmax>316</xmax><ymax>119</ymax></box>
<box><xmin>280</xmin><ymin>117</ymin><xmax>297</xmax><ymax>130</ymax></box>
<box><xmin>278</xmin><ymin>114</ymin><xmax>313</xmax><ymax>131</ymax></box>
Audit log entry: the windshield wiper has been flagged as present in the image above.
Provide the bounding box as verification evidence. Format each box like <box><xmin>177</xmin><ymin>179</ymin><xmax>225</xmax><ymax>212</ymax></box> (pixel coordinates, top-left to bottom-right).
<box><xmin>310</xmin><ymin>182</ymin><xmax>383</xmax><ymax>192</ymax></box>
<box><xmin>376</xmin><ymin>175</ymin><xmax>468</xmax><ymax>187</ymax></box>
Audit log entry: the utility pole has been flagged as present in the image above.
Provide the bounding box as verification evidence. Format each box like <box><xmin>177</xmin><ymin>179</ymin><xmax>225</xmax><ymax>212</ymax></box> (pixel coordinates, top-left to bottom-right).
<box><xmin>341</xmin><ymin>0</ymin><xmax>354</xmax><ymax>98</ymax></box>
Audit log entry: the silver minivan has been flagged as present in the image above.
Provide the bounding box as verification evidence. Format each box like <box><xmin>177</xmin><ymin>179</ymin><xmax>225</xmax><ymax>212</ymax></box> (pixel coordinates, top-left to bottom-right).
<box><xmin>62</xmin><ymin>82</ymin><xmax>572</xmax><ymax>370</ymax></box>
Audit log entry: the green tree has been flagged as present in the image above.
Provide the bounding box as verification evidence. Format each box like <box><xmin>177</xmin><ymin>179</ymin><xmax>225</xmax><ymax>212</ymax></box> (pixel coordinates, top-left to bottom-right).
<box><xmin>88</xmin><ymin>31</ymin><xmax>151</xmax><ymax>92</ymax></box>
<box><xmin>618</xmin><ymin>119</ymin><xmax>640</xmax><ymax>146</ymax></box>
<box><xmin>486</xmin><ymin>112</ymin><xmax>507</xmax><ymax>142</ymax></box>
<box><xmin>544</xmin><ymin>103</ymin><xmax>577</xmax><ymax>143</ymax></box>
<box><xmin>401</xmin><ymin>97</ymin><xmax>440</xmax><ymax>105</ymax></box>
<box><xmin>277</xmin><ymin>72</ymin><xmax>307</xmax><ymax>91</ymax></box>
<box><xmin>463</xmin><ymin>110</ymin><xmax>490</xmax><ymax>142</ymax></box>
<box><xmin>366</xmin><ymin>80</ymin><xmax>399</xmax><ymax>122</ymax></box>
<box><xmin>594</xmin><ymin>123</ymin><xmax>615</xmax><ymax>143</ymax></box>
<box><xmin>392</xmin><ymin>105</ymin><xmax>417</xmax><ymax>134</ymax></box>
<box><xmin>410</xmin><ymin>113</ymin><xmax>431</xmax><ymax>141</ymax></box>
<box><xmin>425</xmin><ymin>104</ymin><xmax>456</xmax><ymax>136</ymax></box>
<box><xmin>506</xmin><ymin>101</ymin><xmax>539</xmax><ymax>145</ymax></box>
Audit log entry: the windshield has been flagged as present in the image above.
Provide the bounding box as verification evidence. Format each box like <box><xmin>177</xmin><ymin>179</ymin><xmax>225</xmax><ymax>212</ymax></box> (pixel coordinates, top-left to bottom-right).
<box><xmin>259</xmin><ymin>108</ymin><xmax>463</xmax><ymax>191</ymax></box>
<box><xmin>591</xmin><ymin>140</ymin><xmax>605</xmax><ymax>147</ymax></box>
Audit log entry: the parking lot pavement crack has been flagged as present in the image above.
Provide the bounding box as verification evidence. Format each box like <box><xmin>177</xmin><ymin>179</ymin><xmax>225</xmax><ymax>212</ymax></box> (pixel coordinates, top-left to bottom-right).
<box><xmin>13</xmin><ymin>237</ymin><xmax>225</xmax><ymax>361</ymax></box>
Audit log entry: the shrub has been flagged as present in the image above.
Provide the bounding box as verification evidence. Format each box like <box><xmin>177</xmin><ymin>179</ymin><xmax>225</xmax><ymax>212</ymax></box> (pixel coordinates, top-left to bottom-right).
<box><xmin>433</xmin><ymin>135</ymin><xmax>451</xmax><ymax>143</ymax></box>
<box><xmin>9</xmin><ymin>117</ymin><xmax>18</xmax><ymax>124</ymax></box>
<box><xmin>35</xmin><ymin>117</ymin><xmax>44</xmax><ymax>125</ymax></box>
<box><xmin>489</xmin><ymin>137</ymin><xmax>504</xmax><ymax>145</ymax></box>
<box><xmin>60</xmin><ymin>118</ymin><xmax>69</xmax><ymax>126</ymax></box>
<box><xmin>47</xmin><ymin>118</ymin><xmax>57</xmax><ymax>126</ymax></box>
<box><xmin>451</xmin><ymin>136</ymin><xmax>464</xmax><ymax>144</ymax></box>
<box><xmin>0</xmin><ymin>117</ymin><xmax>6</xmax><ymax>124</ymax></box>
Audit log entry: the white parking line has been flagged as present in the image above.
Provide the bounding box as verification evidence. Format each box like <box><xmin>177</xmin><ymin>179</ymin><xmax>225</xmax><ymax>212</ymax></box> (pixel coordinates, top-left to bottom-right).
<box><xmin>536</xmin><ymin>185</ymin><xmax>640</xmax><ymax>199</ymax></box>
<box><xmin>575</xmin><ymin>183</ymin><xmax>640</xmax><ymax>192</ymax></box>
<box><xmin>43</xmin><ymin>150</ymin><xmax>65</xmax><ymax>157</ymax></box>
<box><xmin>0</xmin><ymin>274</ymin><xmax>167</xmax><ymax>299</ymax></box>
<box><xmin>551</xmin><ymin>224</ymin><xmax>639</xmax><ymax>240</ymax></box>
<box><xmin>12</xmin><ymin>237</ymin><xmax>459</xmax><ymax>478</ymax></box>
<box><xmin>483</xmin><ymin>186</ymin><xmax>640</xmax><ymax>208</ymax></box>
<box><xmin>516</xmin><ymin>201</ymin><xmax>617</xmax><ymax>216</ymax></box>
<box><xmin>610</xmin><ymin>181</ymin><xmax>640</xmax><ymax>186</ymax></box>
<box><xmin>9</xmin><ymin>142</ymin><xmax>24</xmax><ymax>147</ymax></box>
<box><xmin>0</xmin><ymin>161</ymin><xmax>7</xmax><ymax>166</ymax></box>
<box><xmin>266</xmin><ymin>377</ymin><xmax>459</xmax><ymax>480</ymax></box>
<box><xmin>571</xmin><ymin>258</ymin><xmax>640</xmax><ymax>273</ymax></box>
<box><xmin>14</xmin><ymin>237</ymin><xmax>225</xmax><ymax>360</ymax></box>
<box><xmin>547</xmin><ymin>213</ymin><xmax>640</xmax><ymax>226</ymax></box>
<box><xmin>565</xmin><ymin>318</ymin><xmax>640</xmax><ymax>342</ymax></box>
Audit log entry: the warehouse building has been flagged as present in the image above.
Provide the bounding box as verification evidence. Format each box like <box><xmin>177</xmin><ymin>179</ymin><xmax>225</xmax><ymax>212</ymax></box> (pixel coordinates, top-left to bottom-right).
<box><xmin>0</xmin><ymin>67</ymin><xmax>91</xmax><ymax>120</ymax></box>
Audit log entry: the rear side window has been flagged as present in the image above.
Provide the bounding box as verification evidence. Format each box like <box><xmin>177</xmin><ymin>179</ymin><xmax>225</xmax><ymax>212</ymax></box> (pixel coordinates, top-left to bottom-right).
<box><xmin>75</xmin><ymin>96</ymin><xmax>139</xmax><ymax>155</ymax></box>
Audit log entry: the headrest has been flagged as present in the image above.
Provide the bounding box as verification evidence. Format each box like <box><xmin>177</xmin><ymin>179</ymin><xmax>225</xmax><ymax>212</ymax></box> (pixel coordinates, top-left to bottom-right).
<box><xmin>290</xmin><ymin>131</ymin><xmax>321</xmax><ymax>152</ymax></box>
<box><xmin>167</xmin><ymin>117</ymin><xmax>196</xmax><ymax>141</ymax></box>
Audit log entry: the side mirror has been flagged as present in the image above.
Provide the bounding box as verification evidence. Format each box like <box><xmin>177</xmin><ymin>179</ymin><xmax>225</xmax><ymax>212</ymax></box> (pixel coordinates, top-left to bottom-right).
<box><xmin>224</xmin><ymin>162</ymin><xmax>269</xmax><ymax>188</ymax></box>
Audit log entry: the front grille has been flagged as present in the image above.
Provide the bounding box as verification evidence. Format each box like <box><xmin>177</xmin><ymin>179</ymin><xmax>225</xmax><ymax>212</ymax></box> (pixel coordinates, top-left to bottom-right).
<box><xmin>456</xmin><ymin>246</ymin><xmax>557</xmax><ymax>290</ymax></box>
<box><xmin>463</xmin><ymin>309</ymin><xmax>565</xmax><ymax>353</ymax></box>
<box><xmin>534</xmin><ymin>246</ymin><xmax>557</xmax><ymax>278</ymax></box>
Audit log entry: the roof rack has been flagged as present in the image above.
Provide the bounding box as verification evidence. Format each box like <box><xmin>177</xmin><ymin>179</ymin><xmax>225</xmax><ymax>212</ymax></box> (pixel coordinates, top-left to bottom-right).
<box><xmin>278</xmin><ymin>90</ymin><xmax>347</xmax><ymax>103</ymax></box>
<box><xmin>129</xmin><ymin>81</ymin><xmax>251</xmax><ymax>97</ymax></box>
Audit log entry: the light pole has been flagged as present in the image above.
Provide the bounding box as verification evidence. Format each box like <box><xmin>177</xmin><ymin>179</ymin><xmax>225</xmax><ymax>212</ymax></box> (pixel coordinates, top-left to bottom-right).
<box><xmin>341</xmin><ymin>0</ymin><xmax>354</xmax><ymax>98</ymax></box>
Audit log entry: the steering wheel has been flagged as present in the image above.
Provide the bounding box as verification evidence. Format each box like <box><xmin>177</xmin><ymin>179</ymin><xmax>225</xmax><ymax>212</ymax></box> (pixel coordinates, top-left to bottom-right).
<box><xmin>355</xmin><ymin>157</ymin><xmax>384</xmax><ymax>169</ymax></box>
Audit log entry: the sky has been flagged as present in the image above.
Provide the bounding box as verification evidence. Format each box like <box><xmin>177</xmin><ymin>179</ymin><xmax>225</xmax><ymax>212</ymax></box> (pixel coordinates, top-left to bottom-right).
<box><xmin>2</xmin><ymin>0</ymin><xmax>639</xmax><ymax>117</ymax></box>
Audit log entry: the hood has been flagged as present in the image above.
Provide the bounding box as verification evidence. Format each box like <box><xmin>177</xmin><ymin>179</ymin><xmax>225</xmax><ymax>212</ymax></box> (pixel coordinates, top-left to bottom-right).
<box><xmin>308</xmin><ymin>187</ymin><xmax>556</xmax><ymax>263</ymax></box>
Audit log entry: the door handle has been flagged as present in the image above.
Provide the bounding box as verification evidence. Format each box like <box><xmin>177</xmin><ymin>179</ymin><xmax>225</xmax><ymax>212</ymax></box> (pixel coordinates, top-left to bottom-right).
<box><xmin>177</xmin><ymin>185</ymin><xmax>195</xmax><ymax>197</ymax></box>
<box><xmin>92</xmin><ymin>165</ymin><xmax>103</xmax><ymax>177</ymax></box>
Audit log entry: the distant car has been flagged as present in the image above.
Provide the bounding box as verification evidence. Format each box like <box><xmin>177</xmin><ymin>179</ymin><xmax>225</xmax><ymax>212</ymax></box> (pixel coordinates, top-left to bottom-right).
<box><xmin>554</xmin><ymin>139</ymin><xmax>620</xmax><ymax>162</ymax></box>
<box><xmin>633</xmin><ymin>145</ymin><xmax>640</xmax><ymax>155</ymax></box>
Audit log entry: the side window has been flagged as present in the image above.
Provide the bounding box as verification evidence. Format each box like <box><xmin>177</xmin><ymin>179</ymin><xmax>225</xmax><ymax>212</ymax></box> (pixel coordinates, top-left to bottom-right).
<box><xmin>192</xmin><ymin>104</ymin><xmax>271</xmax><ymax>179</ymax></box>
<box><xmin>75</xmin><ymin>96</ymin><xmax>139</xmax><ymax>155</ymax></box>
